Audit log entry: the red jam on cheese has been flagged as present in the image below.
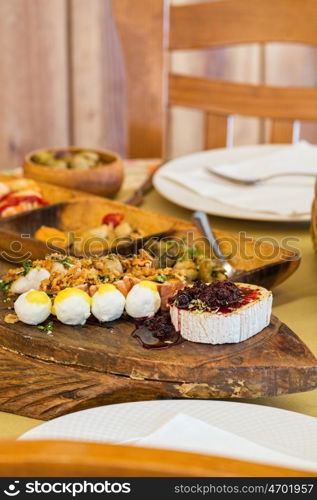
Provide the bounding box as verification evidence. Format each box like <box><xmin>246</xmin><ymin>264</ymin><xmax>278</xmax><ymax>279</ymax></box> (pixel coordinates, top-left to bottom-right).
<box><xmin>169</xmin><ymin>280</ymin><xmax>259</xmax><ymax>314</ymax></box>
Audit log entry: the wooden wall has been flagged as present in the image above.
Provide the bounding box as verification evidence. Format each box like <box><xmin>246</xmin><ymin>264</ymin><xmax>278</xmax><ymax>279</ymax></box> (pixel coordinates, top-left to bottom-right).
<box><xmin>0</xmin><ymin>0</ymin><xmax>69</xmax><ymax>169</ymax></box>
<box><xmin>0</xmin><ymin>0</ymin><xmax>316</xmax><ymax>168</ymax></box>
<box><xmin>0</xmin><ymin>0</ymin><xmax>125</xmax><ymax>170</ymax></box>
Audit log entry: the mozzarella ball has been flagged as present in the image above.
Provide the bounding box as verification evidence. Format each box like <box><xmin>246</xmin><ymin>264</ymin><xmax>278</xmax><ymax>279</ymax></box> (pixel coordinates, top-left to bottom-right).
<box><xmin>92</xmin><ymin>283</ymin><xmax>125</xmax><ymax>322</ymax></box>
<box><xmin>53</xmin><ymin>287</ymin><xmax>91</xmax><ymax>325</ymax></box>
<box><xmin>14</xmin><ymin>290</ymin><xmax>51</xmax><ymax>325</ymax></box>
<box><xmin>11</xmin><ymin>267</ymin><xmax>50</xmax><ymax>294</ymax></box>
<box><xmin>125</xmin><ymin>281</ymin><xmax>161</xmax><ymax>319</ymax></box>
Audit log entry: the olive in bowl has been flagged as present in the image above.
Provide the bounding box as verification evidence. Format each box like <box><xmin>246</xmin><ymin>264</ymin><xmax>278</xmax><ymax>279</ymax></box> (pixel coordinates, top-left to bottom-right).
<box><xmin>24</xmin><ymin>147</ymin><xmax>124</xmax><ymax>197</ymax></box>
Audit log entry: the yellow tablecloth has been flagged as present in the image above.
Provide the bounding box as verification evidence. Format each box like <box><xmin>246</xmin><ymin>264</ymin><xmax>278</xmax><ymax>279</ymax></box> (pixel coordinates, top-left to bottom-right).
<box><xmin>0</xmin><ymin>179</ymin><xmax>316</xmax><ymax>440</ymax></box>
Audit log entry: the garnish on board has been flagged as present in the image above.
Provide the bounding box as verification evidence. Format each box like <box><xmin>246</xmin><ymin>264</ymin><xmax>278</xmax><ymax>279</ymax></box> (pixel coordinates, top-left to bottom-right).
<box><xmin>20</xmin><ymin>260</ymin><xmax>33</xmax><ymax>276</ymax></box>
<box><xmin>38</xmin><ymin>321</ymin><xmax>54</xmax><ymax>333</ymax></box>
<box><xmin>155</xmin><ymin>274</ymin><xmax>168</xmax><ymax>283</ymax></box>
<box><xmin>98</xmin><ymin>274</ymin><xmax>110</xmax><ymax>282</ymax></box>
<box><xmin>0</xmin><ymin>280</ymin><xmax>13</xmax><ymax>293</ymax></box>
<box><xmin>49</xmin><ymin>255</ymin><xmax>73</xmax><ymax>269</ymax></box>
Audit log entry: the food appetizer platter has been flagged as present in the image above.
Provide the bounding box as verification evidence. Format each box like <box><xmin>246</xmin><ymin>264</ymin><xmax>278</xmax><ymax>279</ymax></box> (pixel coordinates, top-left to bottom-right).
<box><xmin>0</xmin><ymin>180</ymin><xmax>315</xmax><ymax>421</ymax></box>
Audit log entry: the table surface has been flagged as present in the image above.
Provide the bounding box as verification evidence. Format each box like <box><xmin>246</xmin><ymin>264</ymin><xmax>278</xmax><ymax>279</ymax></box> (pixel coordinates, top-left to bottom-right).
<box><xmin>0</xmin><ymin>187</ymin><xmax>316</xmax><ymax>440</ymax></box>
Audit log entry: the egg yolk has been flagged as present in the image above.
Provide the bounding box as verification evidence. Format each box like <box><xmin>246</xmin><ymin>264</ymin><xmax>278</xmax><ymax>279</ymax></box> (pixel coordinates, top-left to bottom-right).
<box><xmin>138</xmin><ymin>280</ymin><xmax>158</xmax><ymax>292</ymax></box>
<box><xmin>26</xmin><ymin>291</ymin><xmax>51</xmax><ymax>305</ymax></box>
<box><xmin>54</xmin><ymin>287</ymin><xmax>91</xmax><ymax>305</ymax></box>
<box><xmin>97</xmin><ymin>284</ymin><xmax>117</xmax><ymax>295</ymax></box>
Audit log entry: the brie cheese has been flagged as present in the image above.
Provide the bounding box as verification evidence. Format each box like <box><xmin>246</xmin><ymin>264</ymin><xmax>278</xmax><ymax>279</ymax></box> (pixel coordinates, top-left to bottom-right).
<box><xmin>169</xmin><ymin>283</ymin><xmax>272</xmax><ymax>344</ymax></box>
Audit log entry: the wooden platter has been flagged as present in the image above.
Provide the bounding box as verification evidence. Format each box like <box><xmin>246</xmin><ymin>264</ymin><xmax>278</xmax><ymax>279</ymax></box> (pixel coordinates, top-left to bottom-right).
<box><xmin>0</xmin><ymin>299</ymin><xmax>316</xmax><ymax>420</ymax></box>
<box><xmin>0</xmin><ymin>177</ymin><xmax>311</xmax><ymax>420</ymax></box>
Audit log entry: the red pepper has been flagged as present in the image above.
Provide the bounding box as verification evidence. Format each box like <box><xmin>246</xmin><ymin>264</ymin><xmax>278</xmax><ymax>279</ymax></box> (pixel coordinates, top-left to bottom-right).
<box><xmin>0</xmin><ymin>195</ymin><xmax>48</xmax><ymax>215</ymax></box>
<box><xmin>102</xmin><ymin>213</ymin><xmax>124</xmax><ymax>227</ymax></box>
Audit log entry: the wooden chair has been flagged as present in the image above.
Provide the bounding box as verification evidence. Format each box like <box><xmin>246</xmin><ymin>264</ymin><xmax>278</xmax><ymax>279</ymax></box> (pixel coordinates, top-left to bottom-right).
<box><xmin>0</xmin><ymin>440</ymin><xmax>316</xmax><ymax>477</ymax></box>
<box><xmin>112</xmin><ymin>0</ymin><xmax>317</xmax><ymax>158</ymax></box>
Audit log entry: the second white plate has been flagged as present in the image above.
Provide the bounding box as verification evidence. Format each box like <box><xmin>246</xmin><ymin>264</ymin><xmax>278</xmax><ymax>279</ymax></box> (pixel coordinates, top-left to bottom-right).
<box><xmin>19</xmin><ymin>400</ymin><xmax>317</xmax><ymax>468</ymax></box>
<box><xmin>153</xmin><ymin>145</ymin><xmax>312</xmax><ymax>222</ymax></box>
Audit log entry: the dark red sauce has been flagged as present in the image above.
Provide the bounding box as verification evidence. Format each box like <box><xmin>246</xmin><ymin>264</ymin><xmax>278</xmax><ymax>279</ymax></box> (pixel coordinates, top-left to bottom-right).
<box><xmin>88</xmin><ymin>314</ymin><xmax>181</xmax><ymax>349</ymax></box>
<box><xmin>217</xmin><ymin>288</ymin><xmax>259</xmax><ymax>313</ymax></box>
<box><xmin>169</xmin><ymin>280</ymin><xmax>259</xmax><ymax>315</ymax></box>
<box><xmin>132</xmin><ymin>313</ymin><xmax>183</xmax><ymax>349</ymax></box>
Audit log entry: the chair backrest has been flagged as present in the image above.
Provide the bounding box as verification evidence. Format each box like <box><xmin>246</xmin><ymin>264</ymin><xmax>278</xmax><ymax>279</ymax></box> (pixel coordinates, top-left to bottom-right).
<box><xmin>0</xmin><ymin>440</ymin><xmax>316</xmax><ymax>477</ymax></box>
<box><xmin>113</xmin><ymin>0</ymin><xmax>317</xmax><ymax>158</ymax></box>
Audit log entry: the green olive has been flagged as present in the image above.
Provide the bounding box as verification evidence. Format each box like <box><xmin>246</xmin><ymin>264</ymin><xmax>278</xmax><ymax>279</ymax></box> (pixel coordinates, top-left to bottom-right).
<box><xmin>49</xmin><ymin>160</ymin><xmax>68</xmax><ymax>169</ymax></box>
<box><xmin>32</xmin><ymin>149</ymin><xmax>108</xmax><ymax>170</ymax></box>
<box><xmin>81</xmin><ymin>151</ymin><xmax>99</xmax><ymax>163</ymax></box>
<box><xmin>32</xmin><ymin>151</ymin><xmax>54</xmax><ymax>165</ymax></box>
<box><xmin>70</xmin><ymin>155</ymin><xmax>90</xmax><ymax>170</ymax></box>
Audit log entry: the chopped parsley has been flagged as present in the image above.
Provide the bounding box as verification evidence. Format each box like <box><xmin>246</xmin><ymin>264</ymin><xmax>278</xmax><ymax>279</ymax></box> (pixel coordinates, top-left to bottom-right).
<box><xmin>62</xmin><ymin>257</ymin><xmax>72</xmax><ymax>269</ymax></box>
<box><xmin>188</xmin><ymin>299</ymin><xmax>208</xmax><ymax>312</ymax></box>
<box><xmin>98</xmin><ymin>274</ymin><xmax>109</xmax><ymax>282</ymax></box>
<box><xmin>19</xmin><ymin>260</ymin><xmax>32</xmax><ymax>276</ymax></box>
<box><xmin>156</xmin><ymin>275</ymin><xmax>168</xmax><ymax>283</ymax></box>
<box><xmin>0</xmin><ymin>280</ymin><xmax>12</xmax><ymax>292</ymax></box>
<box><xmin>38</xmin><ymin>321</ymin><xmax>54</xmax><ymax>333</ymax></box>
<box><xmin>187</xmin><ymin>247</ymin><xmax>202</xmax><ymax>258</ymax></box>
<box><xmin>50</xmin><ymin>255</ymin><xmax>72</xmax><ymax>269</ymax></box>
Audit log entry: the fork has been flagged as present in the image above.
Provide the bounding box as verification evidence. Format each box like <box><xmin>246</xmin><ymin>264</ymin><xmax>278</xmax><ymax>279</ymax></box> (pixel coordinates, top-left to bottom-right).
<box><xmin>191</xmin><ymin>210</ymin><xmax>236</xmax><ymax>278</ymax></box>
<box><xmin>207</xmin><ymin>168</ymin><xmax>317</xmax><ymax>186</ymax></box>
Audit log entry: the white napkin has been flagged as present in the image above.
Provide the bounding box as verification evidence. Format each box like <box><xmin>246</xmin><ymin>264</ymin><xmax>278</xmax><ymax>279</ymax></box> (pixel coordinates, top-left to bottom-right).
<box><xmin>163</xmin><ymin>141</ymin><xmax>317</xmax><ymax>216</ymax></box>
<box><xmin>123</xmin><ymin>413</ymin><xmax>317</xmax><ymax>472</ymax></box>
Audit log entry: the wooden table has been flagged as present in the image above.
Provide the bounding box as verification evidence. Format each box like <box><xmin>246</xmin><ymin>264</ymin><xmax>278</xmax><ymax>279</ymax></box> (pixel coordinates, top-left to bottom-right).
<box><xmin>0</xmin><ymin>188</ymin><xmax>316</xmax><ymax>440</ymax></box>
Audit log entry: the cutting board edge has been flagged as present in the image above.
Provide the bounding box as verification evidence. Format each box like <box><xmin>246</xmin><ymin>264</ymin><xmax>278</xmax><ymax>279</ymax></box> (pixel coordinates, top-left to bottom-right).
<box><xmin>0</xmin><ymin>316</ymin><xmax>316</xmax><ymax>385</ymax></box>
<box><xmin>0</xmin><ymin>346</ymin><xmax>316</xmax><ymax>421</ymax></box>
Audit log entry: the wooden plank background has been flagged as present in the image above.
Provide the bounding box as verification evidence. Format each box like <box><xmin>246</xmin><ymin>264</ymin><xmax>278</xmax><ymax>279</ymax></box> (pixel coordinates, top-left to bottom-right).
<box><xmin>0</xmin><ymin>0</ymin><xmax>316</xmax><ymax>168</ymax></box>
<box><xmin>0</xmin><ymin>0</ymin><xmax>69</xmax><ymax>169</ymax></box>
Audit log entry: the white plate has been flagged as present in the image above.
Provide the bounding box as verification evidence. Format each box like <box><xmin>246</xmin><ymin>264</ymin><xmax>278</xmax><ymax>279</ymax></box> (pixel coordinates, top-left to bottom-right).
<box><xmin>19</xmin><ymin>400</ymin><xmax>317</xmax><ymax>466</ymax></box>
<box><xmin>153</xmin><ymin>145</ymin><xmax>311</xmax><ymax>222</ymax></box>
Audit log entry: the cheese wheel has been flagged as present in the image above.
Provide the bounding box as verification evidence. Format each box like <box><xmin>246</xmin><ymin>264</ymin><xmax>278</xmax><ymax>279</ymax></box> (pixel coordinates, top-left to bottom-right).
<box><xmin>169</xmin><ymin>283</ymin><xmax>272</xmax><ymax>344</ymax></box>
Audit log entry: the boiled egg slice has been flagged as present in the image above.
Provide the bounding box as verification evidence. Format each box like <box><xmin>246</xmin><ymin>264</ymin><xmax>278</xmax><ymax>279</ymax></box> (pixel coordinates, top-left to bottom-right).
<box><xmin>53</xmin><ymin>287</ymin><xmax>91</xmax><ymax>325</ymax></box>
<box><xmin>14</xmin><ymin>290</ymin><xmax>51</xmax><ymax>325</ymax></box>
<box><xmin>125</xmin><ymin>280</ymin><xmax>161</xmax><ymax>318</ymax></box>
<box><xmin>92</xmin><ymin>283</ymin><xmax>125</xmax><ymax>322</ymax></box>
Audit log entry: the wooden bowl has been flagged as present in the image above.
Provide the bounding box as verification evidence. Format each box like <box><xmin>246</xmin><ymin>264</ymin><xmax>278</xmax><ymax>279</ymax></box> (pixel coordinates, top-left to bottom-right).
<box><xmin>23</xmin><ymin>147</ymin><xmax>124</xmax><ymax>197</ymax></box>
<box><xmin>312</xmin><ymin>178</ymin><xmax>317</xmax><ymax>251</ymax></box>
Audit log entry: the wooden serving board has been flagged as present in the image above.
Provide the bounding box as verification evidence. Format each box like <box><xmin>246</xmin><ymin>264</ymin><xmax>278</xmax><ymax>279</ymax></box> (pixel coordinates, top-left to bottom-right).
<box><xmin>0</xmin><ymin>178</ymin><xmax>311</xmax><ymax>419</ymax></box>
<box><xmin>0</xmin><ymin>299</ymin><xmax>316</xmax><ymax>420</ymax></box>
